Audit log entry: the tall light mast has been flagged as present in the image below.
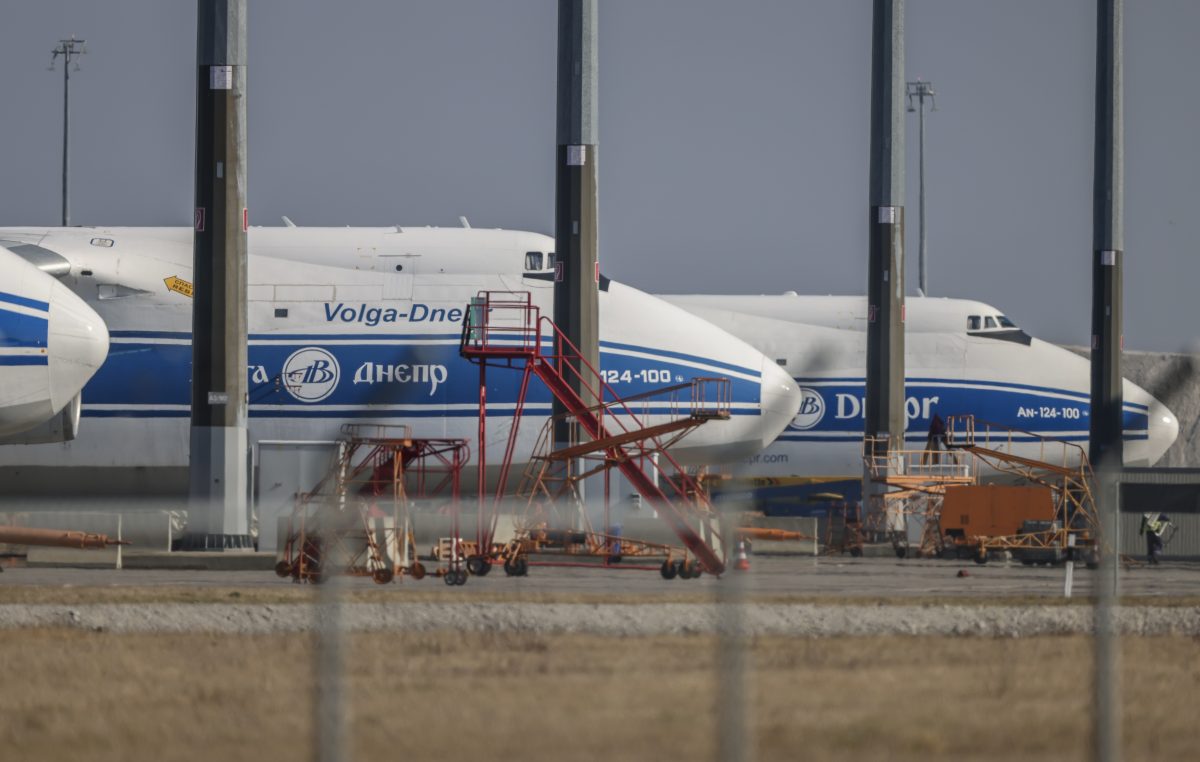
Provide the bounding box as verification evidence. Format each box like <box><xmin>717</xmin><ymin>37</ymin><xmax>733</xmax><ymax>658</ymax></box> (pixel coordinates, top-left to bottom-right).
<box><xmin>906</xmin><ymin>79</ymin><xmax>936</xmax><ymax>296</ymax></box>
<box><xmin>49</xmin><ymin>35</ymin><xmax>87</xmax><ymax>227</ymax></box>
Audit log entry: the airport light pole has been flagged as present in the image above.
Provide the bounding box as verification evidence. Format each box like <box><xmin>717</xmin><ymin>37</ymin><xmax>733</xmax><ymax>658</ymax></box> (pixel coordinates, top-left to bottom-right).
<box><xmin>906</xmin><ymin>79</ymin><xmax>935</xmax><ymax>297</ymax></box>
<box><xmin>49</xmin><ymin>36</ymin><xmax>86</xmax><ymax>227</ymax></box>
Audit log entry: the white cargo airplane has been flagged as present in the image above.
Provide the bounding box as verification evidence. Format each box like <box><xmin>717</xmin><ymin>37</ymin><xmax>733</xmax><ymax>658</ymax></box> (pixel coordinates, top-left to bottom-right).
<box><xmin>1</xmin><ymin>224</ymin><xmax>1176</xmax><ymax>497</ymax></box>
<box><xmin>664</xmin><ymin>293</ymin><xmax>1180</xmax><ymax>481</ymax></box>
<box><xmin>0</xmin><ymin>226</ymin><xmax>801</xmax><ymax>493</ymax></box>
<box><xmin>0</xmin><ymin>246</ymin><xmax>108</xmax><ymax>440</ymax></box>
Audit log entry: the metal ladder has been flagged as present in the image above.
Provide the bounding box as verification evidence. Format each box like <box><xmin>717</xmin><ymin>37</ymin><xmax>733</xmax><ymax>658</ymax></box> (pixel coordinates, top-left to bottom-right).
<box><xmin>459</xmin><ymin>290</ymin><xmax>730</xmax><ymax>574</ymax></box>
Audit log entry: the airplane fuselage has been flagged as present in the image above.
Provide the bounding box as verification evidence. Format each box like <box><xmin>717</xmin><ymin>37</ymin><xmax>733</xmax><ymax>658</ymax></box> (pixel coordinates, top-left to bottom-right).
<box><xmin>0</xmin><ymin>227</ymin><xmax>800</xmax><ymax>495</ymax></box>
<box><xmin>664</xmin><ymin>294</ymin><xmax>1179</xmax><ymax>478</ymax></box>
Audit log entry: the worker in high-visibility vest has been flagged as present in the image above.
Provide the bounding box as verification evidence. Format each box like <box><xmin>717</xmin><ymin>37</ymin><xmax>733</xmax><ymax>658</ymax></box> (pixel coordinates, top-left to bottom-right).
<box><xmin>1139</xmin><ymin>513</ymin><xmax>1172</xmax><ymax>565</ymax></box>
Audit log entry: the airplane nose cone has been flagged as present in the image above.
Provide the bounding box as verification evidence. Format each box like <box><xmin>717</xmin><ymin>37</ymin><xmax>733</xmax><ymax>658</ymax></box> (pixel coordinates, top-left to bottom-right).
<box><xmin>758</xmin><ymin>359</ymin><xmax>803</xmax><ymax>449</ymax></box>
<box><xmin>668</xmin><ymin>357</ymin><xmax>802</xmax><ymax>466</ymax></box>
<box><xmin>46</xmin><ymin>280</ymin><xmax>109</xmax><ymax>411</ymax></box>
<box><xmin>1145</xmin><ymin>398</ymin><xmax>1180</xmax><ymax>466</ymax></box>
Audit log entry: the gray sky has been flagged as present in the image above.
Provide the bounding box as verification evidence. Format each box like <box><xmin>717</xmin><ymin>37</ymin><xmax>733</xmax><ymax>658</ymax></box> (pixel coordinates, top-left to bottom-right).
<box><xmin>2</xmin><ymin>1</ymin><xmax>1197</xmax><ymax>351</ymax></box>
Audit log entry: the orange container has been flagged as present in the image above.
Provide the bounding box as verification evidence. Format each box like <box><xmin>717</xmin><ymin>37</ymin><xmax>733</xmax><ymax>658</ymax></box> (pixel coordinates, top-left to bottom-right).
<box><xmin>941</xmin><ymin>485</ymin><xmax>1054</xmax><ymax>542</ymax></box>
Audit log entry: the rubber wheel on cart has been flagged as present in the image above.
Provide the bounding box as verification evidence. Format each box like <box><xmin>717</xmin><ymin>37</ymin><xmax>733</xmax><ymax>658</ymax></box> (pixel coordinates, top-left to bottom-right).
<box><xmin>503</xmin><ymin>557</ymin><xmax>519</xmax><ymax>576</ymax></box>
<box><xmin>444</xmin><ymin>569</ymin><xmax>457</xmax><ymax>586</ymax></box>
<box><xmin>372</xmin><ymin>566</ymin><xmax>395</xmax><ymax>585</ymax></box>
<box><xmin>974</xmin><ymin>551</ymin><xmax>989</xmax><ymax>565</ymax></box>
<box><xmin>849</xmin><ymin>547</ymin><xmax>863</xmax><ymax>558</ymax></box>
<box><xmin>682</xmin><ymin>559</ymin><xmax>702</xmax><ymax>579</ymax></box>
<box><xmin>894</xmin><ymin>546</ymin><xmax>907</xmax><ymax>559</ymax></box>
<box><xmin>466</xmin><ymin>557</ymin><xmax>486</xmax><ymax>576</ymax></box>
<box><xmin>409</xmin><ymin>562</ymin><xmax>426</xmax><ymax>580</ymax></box>
<box><xmin>513</xmin><ymin>556</ymin><xmax>529</xmax><ymax>577</ymax></box>
<box><xmin>660</xmin><ymin>559</ymin><xmax>678</xmax><ymax>580</ymax></box>
<box><xmin>274</xmin><ymin>560</ymin><xmax>293</xmax><ymax>578</ymax></box>
<box><xmin>456</xmin><ymin>569</ymin><xmax>469</xmax><ymax>585</ymax></box>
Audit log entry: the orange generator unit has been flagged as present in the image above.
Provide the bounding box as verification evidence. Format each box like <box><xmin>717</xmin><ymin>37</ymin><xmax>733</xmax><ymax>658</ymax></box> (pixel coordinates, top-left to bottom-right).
<box><xmin>941</xmin><ymin>484</ymin><xmax>1055</xmax><ymax>549</ymax></box>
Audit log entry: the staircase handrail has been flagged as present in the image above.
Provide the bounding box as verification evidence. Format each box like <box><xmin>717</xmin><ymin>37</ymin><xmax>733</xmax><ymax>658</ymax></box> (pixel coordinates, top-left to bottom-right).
<box><xmin>944</xmin><ymin>414</ymin><xmax>1093</xmax><ymax>473</ymax></box>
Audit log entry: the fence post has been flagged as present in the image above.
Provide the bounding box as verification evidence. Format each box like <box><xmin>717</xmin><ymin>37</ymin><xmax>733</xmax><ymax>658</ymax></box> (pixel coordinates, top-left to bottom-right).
<box><xmin>1063</xmin><ymin>533</ymin><xmax>1076</xmax><ymax>598</ymax></box>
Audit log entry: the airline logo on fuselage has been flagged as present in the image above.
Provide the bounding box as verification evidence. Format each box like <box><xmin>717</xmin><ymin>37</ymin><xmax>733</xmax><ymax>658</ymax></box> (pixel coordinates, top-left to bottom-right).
<box><xmin>282</xmin><ymin>347</ymin><xmax>340</xmax><ymax>402</ymax></box>
<box><xmin>787</xmin><ymin>387</ymin><xmax>943</xmax><ymax>431</ymax></box>
<box><xmin>834</xmin><ymin>393</ymin><xmax>940</xmax><ymax>423</ymax></box>
<box><xmin>352</xmin><ymin>362</ymin><xmax>448</xmax><ymax>396</ymax></box>
<box><xmin>788</xmin><ymin>387</ymin><xmax>826</xmax><ymax>430</ymax></box>
<box><xmin>324</xmin><ymin>302</ymin><xmax>464</xmax><ymax>326</ymax></box>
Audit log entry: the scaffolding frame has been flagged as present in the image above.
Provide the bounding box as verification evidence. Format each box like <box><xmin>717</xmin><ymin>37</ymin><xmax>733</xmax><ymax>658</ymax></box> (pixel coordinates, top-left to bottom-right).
<box><xmin>852</xmin><ymin>416</ymin><xmax>1103</xmax><ymax>563</ymax></box>
<box><xmin>943</xmin><ymin>416</ymin><xmax>1100</xmax><ymax>563</ymax></box>
<box><xmin>277</xmin><ymin>424</ymin><xmax>469</xmax><ymax>584</ymax></box>
<box><xmin>860</xmin><ymin>439</ymin><xmax>979</xmax><ymax>557</ymax></box>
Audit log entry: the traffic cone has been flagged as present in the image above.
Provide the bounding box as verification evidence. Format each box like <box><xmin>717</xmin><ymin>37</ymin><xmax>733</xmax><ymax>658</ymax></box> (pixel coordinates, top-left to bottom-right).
<box><xmin>733</xmin><ymin>540</ymin><xmax>750</xmax><ymax>571</ymax></box>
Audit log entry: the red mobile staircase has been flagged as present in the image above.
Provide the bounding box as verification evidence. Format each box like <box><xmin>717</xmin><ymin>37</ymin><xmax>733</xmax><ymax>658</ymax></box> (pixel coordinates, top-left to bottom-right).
<box><xmin>459</xmin><ymin>291</ymin><xmax>730</xmax><ymax>574</ymax></box>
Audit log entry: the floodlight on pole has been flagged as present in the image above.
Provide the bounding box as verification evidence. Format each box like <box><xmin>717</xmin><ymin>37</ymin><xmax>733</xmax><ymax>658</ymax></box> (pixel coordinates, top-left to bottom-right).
<box><xmin>906</xmin><ymin>79</ymin><xmax>936</xmax><ymax>297</ymax></box>
<box><xmin>49</xmin><ymin>35</ymin><xmax>87</xmax><ymax>227</ymax></box>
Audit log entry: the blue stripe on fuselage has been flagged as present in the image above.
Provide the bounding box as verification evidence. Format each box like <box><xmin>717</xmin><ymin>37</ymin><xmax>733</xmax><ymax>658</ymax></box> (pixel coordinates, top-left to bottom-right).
<box><xmin>601</xmin><ymin>339</ymin><xmax>761</xmax><ymax>378</ymax></box>
<box><xmin>0</xmin><ymin>291</ymin><xmax>50</xmax><ymax>313</ymax></box>
<box><xmin>0</xmin><ymin>307</ymin><xmax>48</xmax><ymax>351</ymax></box>
<box><xmin>108</xmin><ymin>330</ymin><xmax>760</xmax><ymax>377</ymax></box>
<box><xmin>82</xmin><ymin>334</ymin><xmax>764</xmax><ymax>417</ymax></box>
<box><xmin>0</xmin><ymin>356</ymin><xmax>48</xmax><ymax>366</ymax></box>
<box><xmin>783</xmin><ymin>381</ymin><xmax>1149</xmax><ymax>441</ymax></box>
<box><xmin>795</xmin><ymin>376</ymin><xmax>1150</xmax><ymax>412</ymax></box>
<box><xmin>84</xmin><ymin>407</ymin><xmax>761</xmax><ymax>419</ymax></box>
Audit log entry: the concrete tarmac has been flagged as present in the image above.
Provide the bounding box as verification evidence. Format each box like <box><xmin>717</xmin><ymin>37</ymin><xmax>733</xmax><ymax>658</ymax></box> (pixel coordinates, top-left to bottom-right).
<box><xmin>2</xmin><ymin>555</ymin><xmax>1198</xmax><ymax>600</ymax></box>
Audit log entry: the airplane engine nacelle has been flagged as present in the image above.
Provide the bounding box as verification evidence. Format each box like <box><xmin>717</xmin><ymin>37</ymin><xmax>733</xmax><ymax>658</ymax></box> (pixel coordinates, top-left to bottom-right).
<box><xmin>0</xmin><ymin>393</ymin><xmax>82</xmax><ymax>444</ymax></box>
<box><xmin>0</xmin><ymin>249</ymin><xmax>109</xmax><ymax>440</ymax></box>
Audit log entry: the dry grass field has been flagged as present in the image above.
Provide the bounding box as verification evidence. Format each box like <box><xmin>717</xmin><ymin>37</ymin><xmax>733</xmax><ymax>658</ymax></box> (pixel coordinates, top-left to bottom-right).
<box><xmin>1</xmin><ymin>630</ymin><xmax>1197</xmax><ymax>762</ymax></box>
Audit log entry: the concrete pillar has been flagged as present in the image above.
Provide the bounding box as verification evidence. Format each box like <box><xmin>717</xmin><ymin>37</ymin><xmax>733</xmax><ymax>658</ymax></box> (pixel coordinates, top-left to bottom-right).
<box><xmin>863</xmin><ymin>0</ymin><xmax>907</xmax><ymax>531</ymax></box>
<box><xmin>184</xmin><ymin>0</ymin><xmax>251</xmax><ymax>549</ymax></box>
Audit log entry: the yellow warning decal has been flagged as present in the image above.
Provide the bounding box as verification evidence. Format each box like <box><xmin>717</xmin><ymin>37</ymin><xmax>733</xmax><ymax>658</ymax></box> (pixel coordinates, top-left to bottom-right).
<box><xmin>164</xmin><ymin>276</ymin><xmax>194</xmax><ymax>298</ymax></box>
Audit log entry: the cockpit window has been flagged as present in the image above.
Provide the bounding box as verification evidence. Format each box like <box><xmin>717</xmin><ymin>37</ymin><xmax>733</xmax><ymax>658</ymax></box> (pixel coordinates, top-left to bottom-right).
<box><xmin>969</xmin><ymin>314</ymin><xmax>1018</xmax><ymax>332</ymax></box>
<box><xmin>967</xmin><ymin>312</ymin><xmax>1033</xmax><ymax>345</ymax></box>
<box><xmin>524</xmin><ymin>252</ymin><xmax>544</xmax><ymax>271</ymax></box>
